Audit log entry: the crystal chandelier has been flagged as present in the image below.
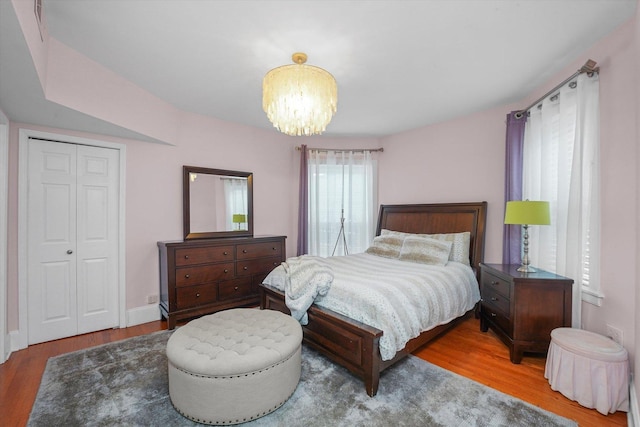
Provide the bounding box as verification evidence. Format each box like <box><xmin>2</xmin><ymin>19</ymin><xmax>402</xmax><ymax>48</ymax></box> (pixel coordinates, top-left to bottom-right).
<box><xmin>262</xmin><ymin>53</ymin><xmax>337</xmax><ymax>136</ymax></box>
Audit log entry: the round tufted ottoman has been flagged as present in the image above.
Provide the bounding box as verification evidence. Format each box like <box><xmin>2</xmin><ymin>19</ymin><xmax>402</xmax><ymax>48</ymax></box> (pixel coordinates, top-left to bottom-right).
<box><xmin>166</xmin><ymin>308</ymin><xmax>303</xmax><ymax>425</ymax></box>
<box><xmin>544</xmin><ymin>327</ymin><xmax>629</xmax><ymax>415</ymax></box>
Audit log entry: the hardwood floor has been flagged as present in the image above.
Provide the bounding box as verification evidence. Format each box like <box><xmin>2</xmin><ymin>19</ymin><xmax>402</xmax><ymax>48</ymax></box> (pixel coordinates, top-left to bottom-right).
<box><xmin>0</xmin><ymin>316</ymin><xmax>628</xmax><ymax>426</ymax></box>
<box><xmin>414</xmin><ymin>316</ymin><xmax>628</xmax><ymax>427</ymax></box>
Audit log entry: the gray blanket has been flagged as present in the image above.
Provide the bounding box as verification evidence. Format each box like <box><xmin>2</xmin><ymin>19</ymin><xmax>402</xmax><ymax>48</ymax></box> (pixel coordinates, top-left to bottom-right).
<box><xmin>282</xmin><ymin>255</ymin><xmax>334</xmax><ymax>324</ymax></box>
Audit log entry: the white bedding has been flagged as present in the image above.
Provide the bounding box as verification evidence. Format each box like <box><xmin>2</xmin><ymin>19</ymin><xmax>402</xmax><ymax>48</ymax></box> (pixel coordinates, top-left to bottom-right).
<box><xmin>262</xmin><ymin>253</ymin><xmax>480</xmax><ymax>361</ymax></box>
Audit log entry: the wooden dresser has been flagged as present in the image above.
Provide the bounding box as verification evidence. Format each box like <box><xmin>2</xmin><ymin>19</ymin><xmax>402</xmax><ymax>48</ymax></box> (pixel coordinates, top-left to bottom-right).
<box><xmin>479</xmin><ymin>263</ymin><xmax>573</xmax><ymax>363</ymax></box>
<box><xmin>158</xmin><ymin>235</ymin><xmax>286</xmax><ymax>329</ymax></box>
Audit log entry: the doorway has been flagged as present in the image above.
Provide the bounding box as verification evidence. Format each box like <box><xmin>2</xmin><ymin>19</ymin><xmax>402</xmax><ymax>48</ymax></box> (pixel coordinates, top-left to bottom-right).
<box><xmin>18</xmin><ymin>130</ymin><xmax>126</xmax><ymax>347</ymax></box>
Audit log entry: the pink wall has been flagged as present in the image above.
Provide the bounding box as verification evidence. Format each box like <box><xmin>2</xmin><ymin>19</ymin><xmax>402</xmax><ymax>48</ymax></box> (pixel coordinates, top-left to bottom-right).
<box><xmin>378</xmin><ymin>105</ymin><xmax>512</xmax><ymax>265</ymax></box>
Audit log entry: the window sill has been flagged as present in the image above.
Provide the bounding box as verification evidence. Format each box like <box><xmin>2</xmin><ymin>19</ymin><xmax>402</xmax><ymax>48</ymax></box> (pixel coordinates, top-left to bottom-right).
<box><xmin>581</xmin><ymin>287</ymin><xmax>604</xmax><ymax>306</ymax></box>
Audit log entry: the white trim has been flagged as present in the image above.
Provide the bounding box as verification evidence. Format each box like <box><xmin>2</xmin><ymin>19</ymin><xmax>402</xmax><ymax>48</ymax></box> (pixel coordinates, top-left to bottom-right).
<box><xmin>581</xmin><ymin>286</ymin><xmax>604</xmax><ymax>307</ymax></box>
<box><xmin>126</xmin><ymin>304</ymin><xmax>161</xmax><ymax>327</ymax></box>
<box><xmin>16</xmin><ymin>129</ymin><xmax>126</xmax><ymax>350</ymax></box>
<box><xmin>629</xmin><ymin>377</ymin><xmax>637</xmax><ymax>427</ymax></box>
<box><xmin>0</xmin><ymin>113</ymin><xmax>8</xmax><ymax>363</ymax></box>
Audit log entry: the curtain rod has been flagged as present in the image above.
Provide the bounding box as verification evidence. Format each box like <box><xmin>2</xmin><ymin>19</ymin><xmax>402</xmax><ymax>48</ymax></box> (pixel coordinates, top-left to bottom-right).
<box><xmin>514</xmin><ymin>59</ymin><xmax>599</xmax><ymax>119</ymax></box>
<box><xmin>295</xmin><ymin>146</ymin><xmax>384</xmax><ymax>153</ymax></box>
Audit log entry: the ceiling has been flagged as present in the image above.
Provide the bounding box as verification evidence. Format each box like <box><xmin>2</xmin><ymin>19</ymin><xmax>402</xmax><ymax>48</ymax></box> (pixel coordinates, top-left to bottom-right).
<box><xmin>0</xmin><ymin>1</ymin><xmax>636</xmax><ymax>139</ymax></box>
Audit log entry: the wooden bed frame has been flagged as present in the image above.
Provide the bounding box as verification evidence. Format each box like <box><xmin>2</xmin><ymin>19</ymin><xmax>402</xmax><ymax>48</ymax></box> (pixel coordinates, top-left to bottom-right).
<box><xmin>259</xmin><ymin>201</ymin><xmax>487</xmax><ymax>396</ymax></box>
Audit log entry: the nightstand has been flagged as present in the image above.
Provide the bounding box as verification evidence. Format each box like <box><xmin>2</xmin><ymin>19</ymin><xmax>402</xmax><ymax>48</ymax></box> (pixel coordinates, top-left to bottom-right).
<box><xmin>479</xmin><ymin>263</ymin><xmax>573</xmax><ymax>363</ymax></box>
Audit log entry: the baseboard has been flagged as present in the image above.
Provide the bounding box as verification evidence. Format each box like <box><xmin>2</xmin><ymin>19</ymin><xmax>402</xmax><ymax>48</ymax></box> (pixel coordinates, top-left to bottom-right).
<box><xmin>630</xmin><ymin>377</ymin><xmax>638</xmax><ymax>427</ymax></box>
<box><xmin>126</xmin><ymin>304</ymin><xmax>161</xmax><ymax>327</ymax></box>
<box><xmin>9</xmin><ymin>329</ymin><xmax>22</xmax><ymax>353</ymax></box>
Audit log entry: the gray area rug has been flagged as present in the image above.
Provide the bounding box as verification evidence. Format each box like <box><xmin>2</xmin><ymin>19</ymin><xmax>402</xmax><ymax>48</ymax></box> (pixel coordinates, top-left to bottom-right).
<box><xmin>29</xmin><ymin>330</ymin><xmax>577</xmax><ymax>426</ymax></box>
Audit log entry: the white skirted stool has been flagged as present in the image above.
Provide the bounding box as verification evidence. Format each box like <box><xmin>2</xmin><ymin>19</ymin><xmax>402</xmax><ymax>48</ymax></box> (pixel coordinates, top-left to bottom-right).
<box><xmin>544</xmin><ymin>327</ymin><xmax>629</xmax><ymax>415</ymax></box>
<box><xmin>166</xmin><ymin>308</ymin><xmax>303</xmax><ymax>425</ymax></box>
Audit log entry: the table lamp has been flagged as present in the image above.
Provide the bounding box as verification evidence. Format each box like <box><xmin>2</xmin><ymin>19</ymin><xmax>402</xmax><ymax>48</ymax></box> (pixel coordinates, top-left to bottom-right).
<box><xmin>232</xmin><ymin>214</ymin><xmax>246</xmax><ymax>230</ymax></box>
<box><xmin>504</xmin><ymin>200</ymin><xmax>550</xmax><ymax>273</ymax></box>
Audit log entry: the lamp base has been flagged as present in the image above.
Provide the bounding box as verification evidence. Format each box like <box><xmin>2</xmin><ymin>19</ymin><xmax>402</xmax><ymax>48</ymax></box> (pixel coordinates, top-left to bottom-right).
<box><xmin>517</xmin><ymin>264</ymin><xmax>537</xmax><ymax>273</ymax></box>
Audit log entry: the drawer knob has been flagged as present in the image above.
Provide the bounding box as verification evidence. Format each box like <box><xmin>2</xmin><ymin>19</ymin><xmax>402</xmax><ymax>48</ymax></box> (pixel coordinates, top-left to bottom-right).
<box><xmin>184</xmin><ymin>255</ymin><xmax>189</xmax><ymax>260</ymax></box>
<box><xmin>243</xmin><ymin>249</ymin><xmax>248</xmax><ymax>253</ymax></box>
<box><xmin>185</xmin><ymin>274</ymin><xmax>190</xmax><ymax>279</ymax></box>
<box><xmin>243</xmin><ymin>266</ymin><xmax>248</xmax><ymax>271</ymax></box>
<box><xmin>491</xmin><ymin>281</ymin><xmax>499</xmax><ymax>286</ymax></box>
<box><xmin>224</xmin><ymin>269</ymin><xmax>229</xmax><ymax>273</ymax></box>
<box><xmin>272</xmin><ymin>247</ymin><xmax>276</xmax><ymax>250</ymax></box>
<box><xmin>490</xmin><ymin>312</ymin><xmax>497</xmax><ymax>317</ymax></box>
<box><xmin>196</xmin><ymin>293</ymin><xmax>200</xmax><ymax>298</ymax></box>
<box><xmin>223</xmin><ymin>251</ymin><xmax>229</xmax><ymax>255</ymax></box>
<box><xmin>234</xmin><ymin>286</ymin><xmax>239</xmax><ymax>291</ymax></box>
<box><xmin>491</xmin><ymin>297</ymin><xmax>498</xmax><ymax>301</ymax></box>
<box><xmin>273</xmin><ymin>262</ymin><xmax>278</xmax><ymax>266</ymax></box>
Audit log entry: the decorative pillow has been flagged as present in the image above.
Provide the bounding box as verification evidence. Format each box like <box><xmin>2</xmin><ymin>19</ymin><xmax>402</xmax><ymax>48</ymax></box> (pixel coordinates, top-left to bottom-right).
<box><xmin>399</xmin><ymin>236</ymin><xmax>452</xmax><ymax>266</ymax></box>
<box><xmin>382</xmin><ymin>229</ymin><xmax>471</xmax><ymax>265</ymax></box>
<box><xmin>381</xmin><ymin>229</ymin><xmax>410</xmax><ymax>239</ymax></box>
<box><xmin>365</xmin><ymin>235</ymin><xmax>404</xmax><ymax>259</ymax></box>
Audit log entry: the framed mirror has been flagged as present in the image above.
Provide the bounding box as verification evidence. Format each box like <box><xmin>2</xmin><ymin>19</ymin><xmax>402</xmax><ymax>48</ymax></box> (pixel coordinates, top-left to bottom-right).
<box><xmin>183</xmin><ymin>166</ymin><xmax>253</xmax><ymax>239</ymax></box>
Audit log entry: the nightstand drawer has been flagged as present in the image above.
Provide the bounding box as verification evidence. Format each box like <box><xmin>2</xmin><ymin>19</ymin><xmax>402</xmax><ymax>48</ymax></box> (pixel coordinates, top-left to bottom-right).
<box><xmin>481</xmin><ymin>301</ymin><xmax>511</xmax><ymax>333</ymax></box>
<box><xmin>482</xmin><ymin>286</ymin><xmax>510</xmax><ymax>316</ymax></box>
<box><xmin>481</xmin><ymin>271</ymin><xmax>510</xmax><ymax>299</ymax></box>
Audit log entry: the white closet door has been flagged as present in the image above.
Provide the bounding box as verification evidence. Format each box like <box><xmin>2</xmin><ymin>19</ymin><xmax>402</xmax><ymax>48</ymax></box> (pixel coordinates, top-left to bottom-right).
<box><xmin>27</xmin><ymin>139</ymin><xmax>119</xmax><ymax>344</ymax></box>
<box><xmin>76</xmin><ymin>145</ymin><xmax>119</xmax><ymax>334</ymax></box>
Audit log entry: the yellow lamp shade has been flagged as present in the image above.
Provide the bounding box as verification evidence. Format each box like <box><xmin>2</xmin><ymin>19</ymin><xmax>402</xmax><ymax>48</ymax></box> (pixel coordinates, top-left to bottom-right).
<box><xmin>232</xmin><ymin>214</ymin><xmax>246</xmax><ymax>223</ymax></box>
<box><xmin>504</xmin><ymin>201</ymin><xmax>550</xmax><ymax>225</ymax></box>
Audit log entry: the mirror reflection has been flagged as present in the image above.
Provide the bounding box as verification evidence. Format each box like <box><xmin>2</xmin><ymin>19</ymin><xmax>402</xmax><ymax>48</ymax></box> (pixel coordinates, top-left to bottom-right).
<box><xmin>183</xmin><ymin>166</ymin><xmax>253</xmax><ymax>239</ymax></box>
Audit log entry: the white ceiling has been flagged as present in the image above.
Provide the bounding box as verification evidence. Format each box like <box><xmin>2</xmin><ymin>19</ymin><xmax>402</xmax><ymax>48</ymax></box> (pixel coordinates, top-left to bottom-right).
<box><xmin>1</xmin><ymin>1</ymin><xmax>636</xmax><ymax>139</ymax></box>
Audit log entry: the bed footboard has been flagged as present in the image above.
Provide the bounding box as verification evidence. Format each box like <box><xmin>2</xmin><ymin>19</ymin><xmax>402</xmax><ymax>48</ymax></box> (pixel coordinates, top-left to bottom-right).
<box><xmin>260</xmin><ymin>285</ymin><xmax>384</xmax><ymax>396</ymax></box>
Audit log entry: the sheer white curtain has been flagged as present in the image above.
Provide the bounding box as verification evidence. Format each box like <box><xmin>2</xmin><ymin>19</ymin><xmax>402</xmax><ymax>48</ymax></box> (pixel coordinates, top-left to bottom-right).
<box><xmin>307</xmin><ymin>150</ymin><xmax>378</xmax><ymax>257</ymax></box>
<box><xmin>522</xmin><ymin>73</ymin><xmax>600</xmax><ymax>327</ymax></box>
<box><xmin>223</xmin><ymin>178</ymin><xmax>248</xmax><ymax>229</ymax></box>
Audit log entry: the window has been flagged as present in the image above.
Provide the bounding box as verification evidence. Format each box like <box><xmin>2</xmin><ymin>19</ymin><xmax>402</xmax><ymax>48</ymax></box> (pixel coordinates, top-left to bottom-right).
<box><xmin>307</xmin><ymin>150</ymin><xmax>378</xmax><ymax>257</ymax></box>
<box><xmin>522</xmin><ymin>72</ymin><xmax>601</xmax><ymax>325</ymax></box>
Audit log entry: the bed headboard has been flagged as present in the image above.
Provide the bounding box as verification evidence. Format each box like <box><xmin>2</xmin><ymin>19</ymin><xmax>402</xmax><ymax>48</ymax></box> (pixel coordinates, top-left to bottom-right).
<box><xmin>376</xmin><ymin>202</ymin><xmax>488</xmax><ymax>272</ymax></box>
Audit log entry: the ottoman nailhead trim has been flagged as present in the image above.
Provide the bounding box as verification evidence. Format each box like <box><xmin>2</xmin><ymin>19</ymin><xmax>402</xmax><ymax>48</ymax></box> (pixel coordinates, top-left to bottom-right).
<box><xmin>171</xmin><ymin>387</ymin><xmax>297</xmax><ymax>425</ymax></box>
<box><xmin>170</xmin><ymin>349</ymin><xmax>296</xmax><ymax>379</ymax></box>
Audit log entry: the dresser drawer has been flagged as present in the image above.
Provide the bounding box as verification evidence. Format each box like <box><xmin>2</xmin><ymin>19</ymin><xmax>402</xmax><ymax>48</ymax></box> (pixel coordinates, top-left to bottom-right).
<box><xmin>176</xmin><ymin>283</ymin><xmax>217</xmax><ymax>309</ymax></box>
<box><xmin>482</xmin><ymin>286</ymin><xmax>510</xmax><ymax>316</ymax></box>
<box><xmin>236</xmin><ymin>256</ymin><xmax>282</xmax><ymax>276</ymax></box>
<box><xmin>175</xmin><ymin>262</ymin><xmax>235</xmax><ymax>287</ymax></box>
<box><xmin>237</xmin><ymin>242</ymin><xmax>282</xmax><ymax>260</ymax></box>
<box><xmin>175</xmin><ymin>246</ymin><xmax>234</xmax><ymax>266</ymax></box>
<box><xmin>481</xmin><ymin>271</ymin><xmax>511</xmax><ymax>299</ymax></box>
<box><xmin>218</xmin><ymin>278</ymin><xmax>253</xmax><ymax>301</ymax></box>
